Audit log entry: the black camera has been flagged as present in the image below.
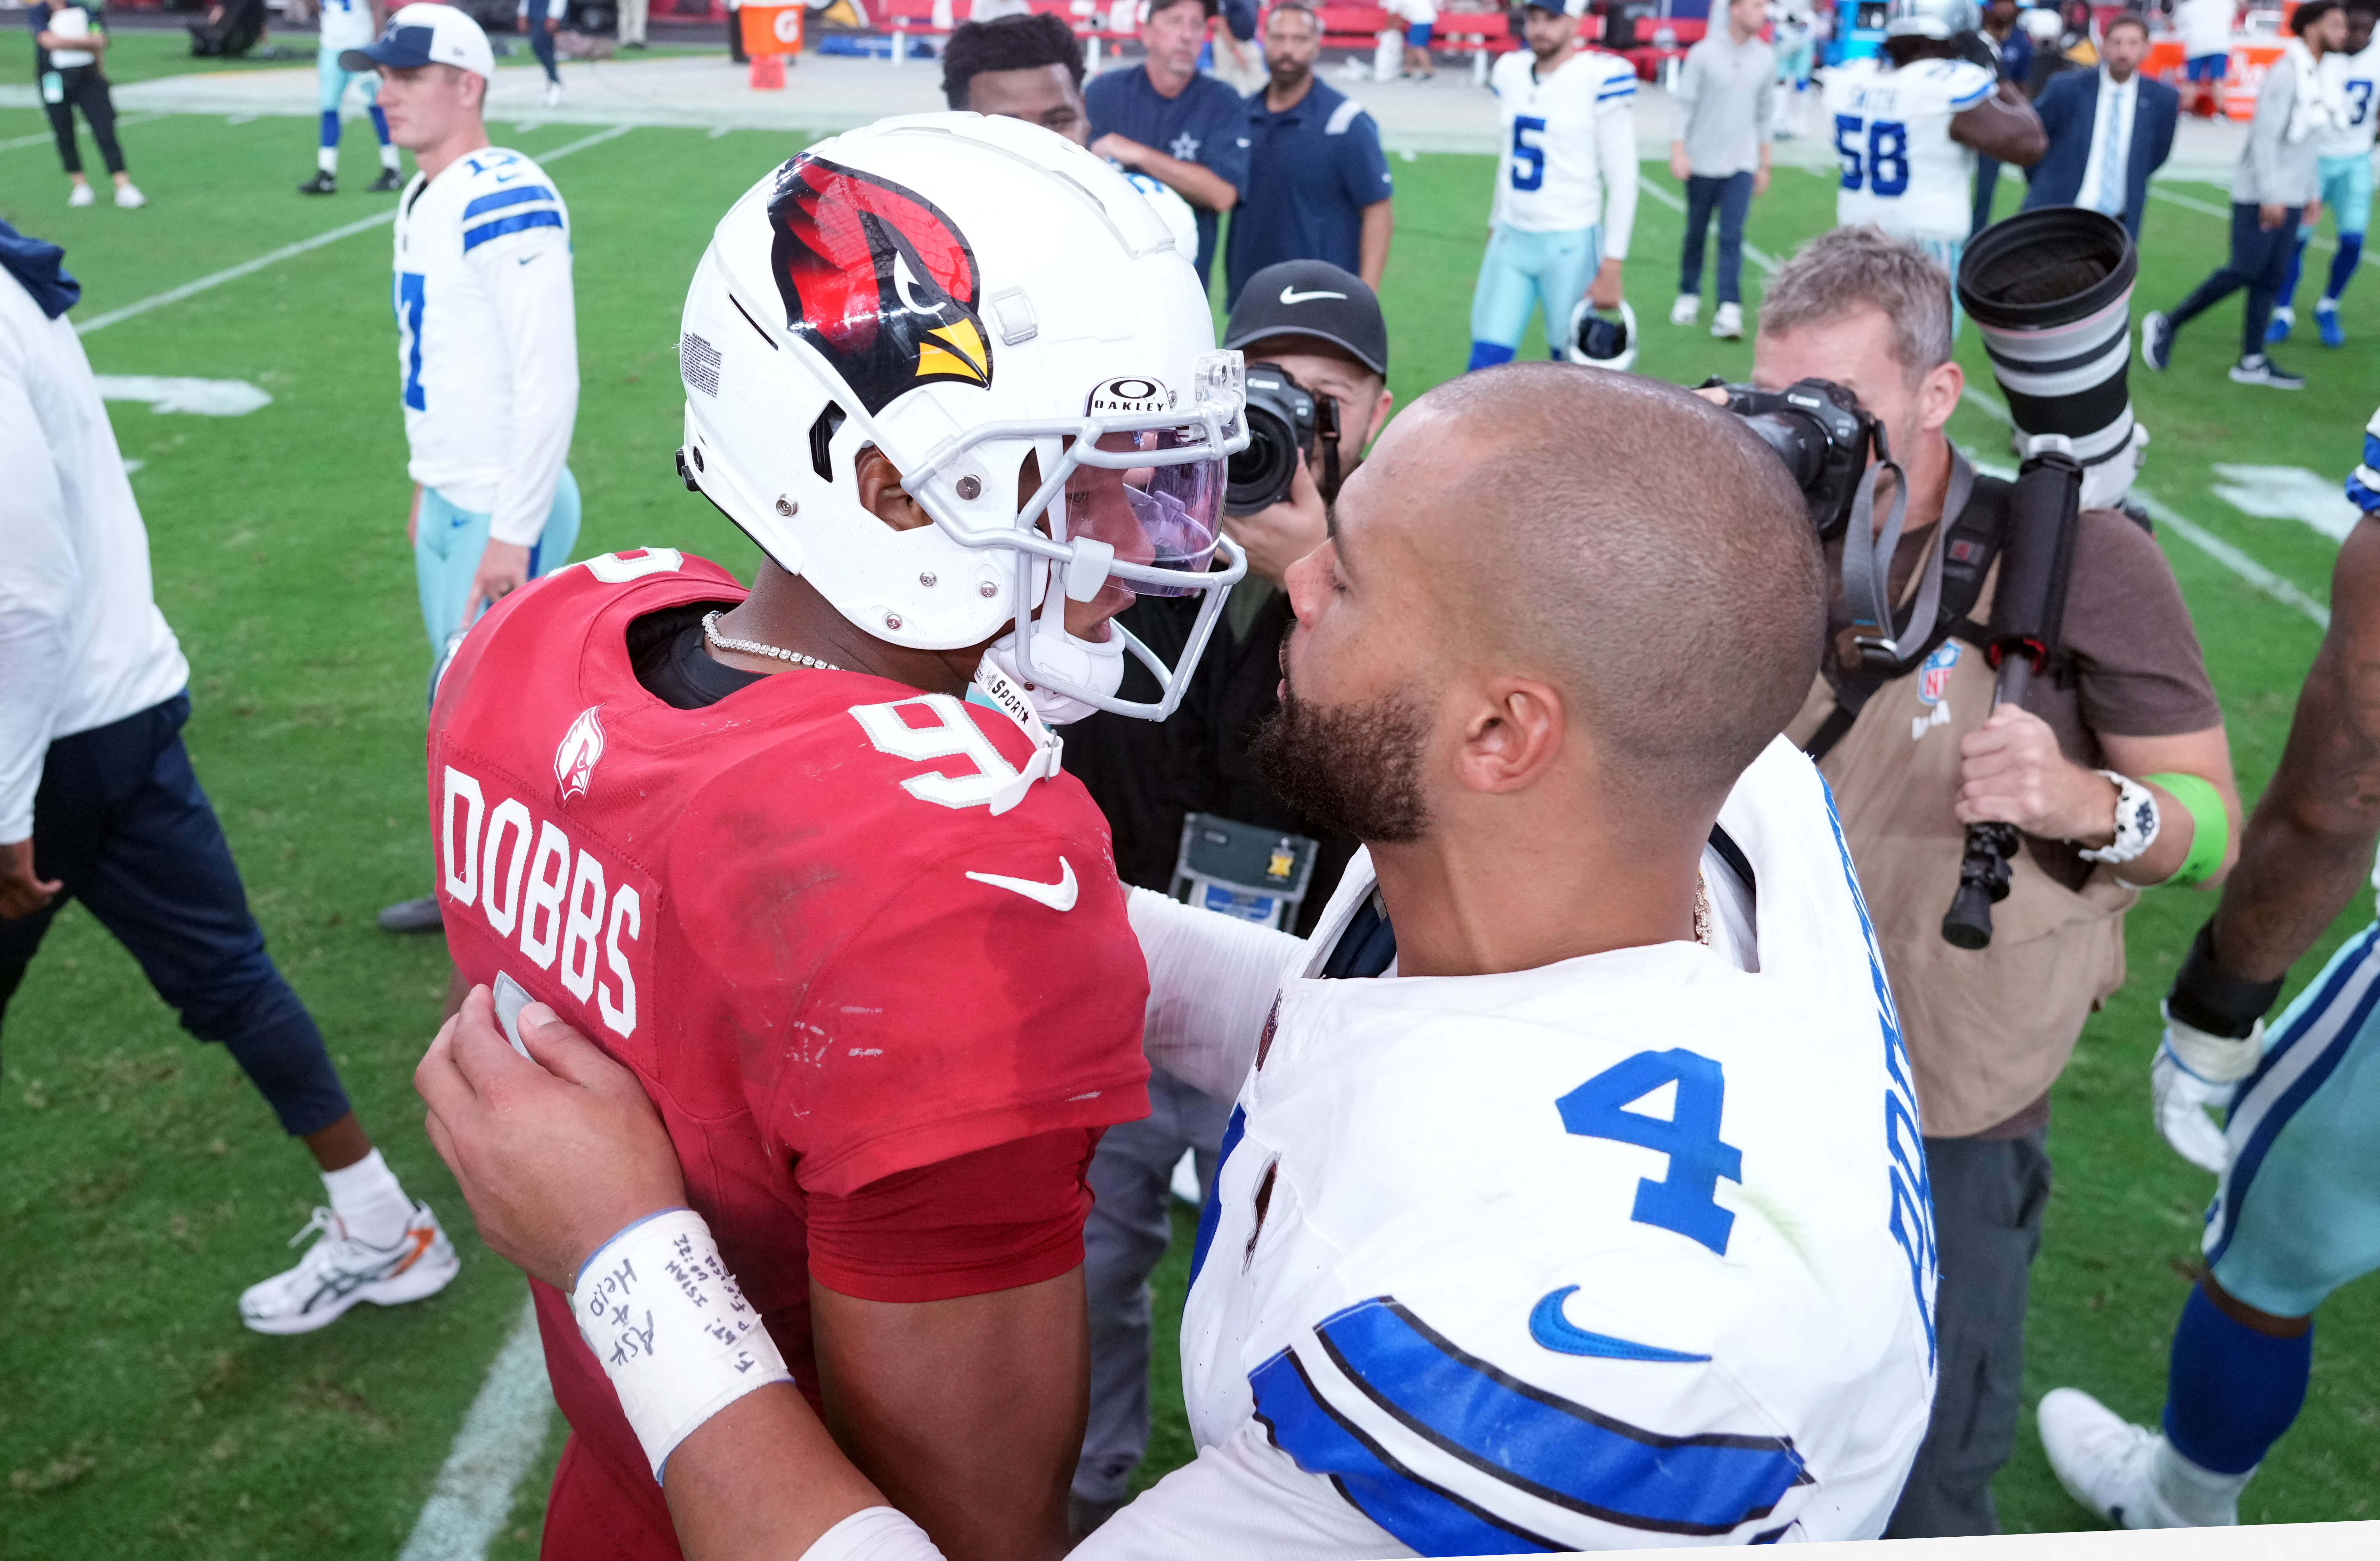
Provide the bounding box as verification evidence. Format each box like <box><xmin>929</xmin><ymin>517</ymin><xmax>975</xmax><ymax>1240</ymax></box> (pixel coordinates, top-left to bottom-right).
<box><xmin>1704</xmin><ymin>376</ymin><xmax>1885</xmax><ymax>539</ymax></box>
<box><xmin>1226</xmin><ymin>363</ymin><xmax>1341</xmax><ymax>517</ymax></box>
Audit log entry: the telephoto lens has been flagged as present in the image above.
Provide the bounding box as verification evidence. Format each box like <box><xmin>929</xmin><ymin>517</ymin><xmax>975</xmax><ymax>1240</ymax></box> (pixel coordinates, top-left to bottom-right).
<box><xmin>1958</xmin><ymin>207</ymin><xmax>2142</xmax><ymax>511</ymax></box>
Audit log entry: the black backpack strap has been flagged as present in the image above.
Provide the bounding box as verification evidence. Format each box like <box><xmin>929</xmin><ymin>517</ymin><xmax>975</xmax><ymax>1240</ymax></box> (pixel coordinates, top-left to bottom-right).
<box><xmin>1800</xmin><ymin>474</ymin><xmax>2014</xmax><ymax>765</ymax></box>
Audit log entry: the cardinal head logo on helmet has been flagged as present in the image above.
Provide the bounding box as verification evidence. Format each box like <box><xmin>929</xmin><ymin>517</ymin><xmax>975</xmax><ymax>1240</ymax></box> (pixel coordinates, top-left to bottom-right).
<box><xmin>767</xmin><ymin>155</ymin><xmax>994</xmax><ymax>415</ymax></box>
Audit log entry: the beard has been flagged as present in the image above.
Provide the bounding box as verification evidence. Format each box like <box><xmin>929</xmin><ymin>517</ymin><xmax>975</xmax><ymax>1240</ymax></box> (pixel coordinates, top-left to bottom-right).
<box><xmin>1250</xmin><ymin>673</ymin><xmax>1433</xmax><ymax>845</ymax></box>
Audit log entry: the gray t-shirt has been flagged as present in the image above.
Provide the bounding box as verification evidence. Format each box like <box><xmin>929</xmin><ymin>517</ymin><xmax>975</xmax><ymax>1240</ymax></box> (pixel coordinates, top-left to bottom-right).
<box><xmin>2233</xmin><ymin>46</ymin><xmax>2324</xmax><ymax>206</ymax></box>
<box><xmin>1675</xmin><ymin>31</ymin><xmax>1777</xmax><ymax>176</ymax></box>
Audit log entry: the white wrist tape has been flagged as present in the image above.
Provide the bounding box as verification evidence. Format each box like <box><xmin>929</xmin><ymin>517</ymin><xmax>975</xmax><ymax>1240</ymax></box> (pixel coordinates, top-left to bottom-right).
<box><xmin>800</xmin><ymin>1506</ymin><xmax>949</xmax><ymax>1561</ymax></box>
<box><xmin>572</xmin><ymin>1208</ymin><xmax>792</xmax><ymax>1480</ymax></box>
<box><xmin>2160</xmin><ymin>1001</ymin><xmax>2266</xmax><ymax>1084</ymax></box>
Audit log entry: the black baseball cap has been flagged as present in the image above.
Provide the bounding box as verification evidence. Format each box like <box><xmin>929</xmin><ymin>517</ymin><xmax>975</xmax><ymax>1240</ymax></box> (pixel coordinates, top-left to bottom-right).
<box><xmin>1224</xmin><ymin>261</ymin><xmax>1389</xmax><ymax>377</ymax></box>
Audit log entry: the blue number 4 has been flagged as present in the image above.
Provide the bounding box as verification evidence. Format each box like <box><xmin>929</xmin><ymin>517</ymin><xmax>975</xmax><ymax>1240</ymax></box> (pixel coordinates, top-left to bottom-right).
<box><xmin>1557</xmin><ymin>1048</ymin><xmax>1743</xmax><ymax>1255</ymax></box>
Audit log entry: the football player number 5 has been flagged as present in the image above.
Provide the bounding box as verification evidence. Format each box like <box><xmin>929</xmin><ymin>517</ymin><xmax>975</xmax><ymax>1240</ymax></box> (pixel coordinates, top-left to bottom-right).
<box><xmin>1558</xmin><ymin>1048</ymin><xmax>1743</xmax><ymax>1255</ymax></box>
<box><xmin>1510</xmin><ymin>115</ymin><xmax>1547</xmax><ymax>192</ymax></box>
<box><xmin>1832</xmin><ymin>114</ymin><xmax>1909</xmax><ymax>198</ymax></box>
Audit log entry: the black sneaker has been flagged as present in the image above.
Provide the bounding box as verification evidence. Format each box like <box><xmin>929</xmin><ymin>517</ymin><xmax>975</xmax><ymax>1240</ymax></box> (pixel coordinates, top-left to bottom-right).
<box><xmin>2229</xmin><ymin>354</ymin><xmax>2305</xmax><ymax>389</ymax></box>
<box><xmin>297</xmin><ymin>171</ymin><xmax>336</xmax><ymax>195</ymax></box>
<box><xmin>2140</xmin><ymin>309</ymin><xmax>2173</xmax><ymax>372</ymax></box>
<box><xmin>377</xmin><ymin>895</ymin><xmax>446</xmax><ymax>933</ymax></box>
<box><xmin>367</xmin><ymin>168</ymin><xmax>404</xmax><ymax>193</ymax></box>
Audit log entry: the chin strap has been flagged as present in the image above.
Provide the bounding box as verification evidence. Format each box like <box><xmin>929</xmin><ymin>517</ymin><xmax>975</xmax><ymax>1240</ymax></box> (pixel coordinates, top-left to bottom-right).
<box><xmin>971</xmin><ymin>659</ymin><xmax>1065</xmax><ymax>816</ymax></box>
<box><xmin>1843</xmin><ymin>448</ymin><xmax>1974</xmax><ymax>673</ymax></box>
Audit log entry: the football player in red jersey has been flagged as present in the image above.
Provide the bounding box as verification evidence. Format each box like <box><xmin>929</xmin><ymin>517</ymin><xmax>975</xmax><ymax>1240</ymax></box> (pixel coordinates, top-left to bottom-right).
<box><xmin>423</xmin><ymin>115</ymin><xmax>1247</xmax><ymax>1561</ymax></box>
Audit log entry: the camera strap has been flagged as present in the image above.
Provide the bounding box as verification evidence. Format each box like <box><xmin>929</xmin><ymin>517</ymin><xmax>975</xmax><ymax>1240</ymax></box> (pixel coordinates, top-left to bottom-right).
<box><xmin>1842</xmin><ymin>450</ymin><xmax>1973</xmax><ymax>674</ymax></box>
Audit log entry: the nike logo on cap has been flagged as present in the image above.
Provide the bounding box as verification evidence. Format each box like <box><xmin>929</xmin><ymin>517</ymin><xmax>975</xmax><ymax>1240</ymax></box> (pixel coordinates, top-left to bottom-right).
<box><xmin>1528</xmin><ymin>1286</ymin><xmax>1711</xmax><ymax>1362</ymax></box>
<box><xmin>1279</xmin><ymin>286</ymin><xmax>1348</xmax><ymax>305</ymax></box>
<box><xmin>966</xmin><ymin>857</ymin><xmax>1078</xmax><ymax>912</ymax></box>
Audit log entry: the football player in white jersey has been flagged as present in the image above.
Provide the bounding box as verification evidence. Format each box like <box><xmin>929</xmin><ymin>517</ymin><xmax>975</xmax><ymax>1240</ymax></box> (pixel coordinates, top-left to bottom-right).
<box><xmin>348</xmin><ymin>3</ymin><xmax>581</xmax><ymax>932</ymax></box>
<box><xmin>2271</xmin><ymin>0</ymin><xmax>2378</xmax><ymax>347</ymax></box>
<box><xmin>1821</xmin><ymin>0</ymin><xmax>2042</xmax><ymax>300</ymax></box>
<box><xmin>1468</xmin><ymin>0</ymin><xmax>1639</xmax><ymax>371</ymax></box>
<box><xmin>416</xmin><ymin>369</ymin><xmax>1942</xmax><ymax>1558</ymax></box>
<box><xmin>298</xmin><ymin>0</ymin><xmax>402</xmax><ymax>195</ymax></box>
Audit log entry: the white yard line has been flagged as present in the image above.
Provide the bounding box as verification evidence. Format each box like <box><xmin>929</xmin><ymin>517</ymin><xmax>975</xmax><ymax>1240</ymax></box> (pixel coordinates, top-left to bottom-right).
<box><xmin>0</xmin><ymin>112</ymin><xmax>164</xmax><ymax>153</ymax></box>
<box><xmin>74</xmin><ymin>123</ymin><xmax>635</xmax><ymax>338</ymax></box>
<box><xmin>2149</xmin><ymin>184</ymin><xmax>2338</xmax><ymax>256</ymax></box>
<box><xmin>1634</xmin><ymin>174</ymin><xmax>1784</xmax><ymax>275</ymax></box>
<box><xmin>394</xmin><ymin>1296</ymin><xmax>557</xmax><ymax>1561</ymax></box>
<box><xmin>1957</xmin><ymin>384</ymin><xmax>2330</xmax><ymax>629</ymax></box>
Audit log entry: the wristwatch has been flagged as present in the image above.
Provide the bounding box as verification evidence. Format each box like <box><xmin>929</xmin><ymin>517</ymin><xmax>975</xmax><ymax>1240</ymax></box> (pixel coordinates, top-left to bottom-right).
<box><xmin>2078</xmin><ymin>770</ymin><xmax>2160</xmax><ymax>866</ymax></box>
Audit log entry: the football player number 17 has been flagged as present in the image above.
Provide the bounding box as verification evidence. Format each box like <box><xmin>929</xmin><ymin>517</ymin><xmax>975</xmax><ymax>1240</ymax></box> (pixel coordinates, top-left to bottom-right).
<box><xmin>1509</xmin><ymin>115</ymin><xmax>1548</xmax><ymax>191</ymax></box>
<box><xmin>1832</xmin><ymin>114</ymin><xmax>1909</xmax><ymax>198</ymax></box>
<box><xmin>1557</xmin><ymin>1048</ymin><xmax>1743</xmax><ymax>1256</ymax></box>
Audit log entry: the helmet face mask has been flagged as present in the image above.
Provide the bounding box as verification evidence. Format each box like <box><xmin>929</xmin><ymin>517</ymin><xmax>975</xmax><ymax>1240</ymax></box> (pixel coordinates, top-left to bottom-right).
<box><xmin>677</xmin><ymin>114</ymin><xmax>1249</xmax><ymax>722</ymax></box>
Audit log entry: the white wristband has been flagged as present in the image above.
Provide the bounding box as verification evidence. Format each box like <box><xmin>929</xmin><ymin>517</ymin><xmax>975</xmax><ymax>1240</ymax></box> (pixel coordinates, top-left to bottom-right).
<box><xmin>800</xmin><ymin>1506</ymin><xmax>950</xmax><ymax>1561</ymax></box>
<box><xmin>2077</xmin><ymin>770</ymin><xmax>2161</xmax><ymax>866</ymax></box>
<box><xmin>572</xmin><ymin>1208</ymin><xmax>792</xmax><ymax>1480</ymax></box>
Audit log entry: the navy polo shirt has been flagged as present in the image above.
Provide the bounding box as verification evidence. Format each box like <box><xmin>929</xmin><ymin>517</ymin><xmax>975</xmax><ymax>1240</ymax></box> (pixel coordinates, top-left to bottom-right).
<box><xmin>1223</xmin><ymin>77</ymin><xmax>1393</xmax><ymax>308</ymax></box>
<box><xmin>1085</xmin><ymin>65</ymin><xmax>1250</xmax><ymax>286</ymax></box>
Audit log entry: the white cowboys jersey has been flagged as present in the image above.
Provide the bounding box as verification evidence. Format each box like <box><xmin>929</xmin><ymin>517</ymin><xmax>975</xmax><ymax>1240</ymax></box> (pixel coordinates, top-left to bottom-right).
<box><xmin>1120</xmin><ymin>737</ymin><xmax>1938</xmax><ymax>1554</ymax></box>
<box><xmin>1824</xmin><ymin>55</ymin><xmax>1995</xmax><ymax>242</ymax></box>
<box><xmin>1490</xmin><ymin>47</ymin><xmax>1641</xmax><ymax>256</ymax></box>
<box><xmin>317</xmin><ymin>0</ymin><xmax>377</xmax><ymax>54</ymax></box>
<box><xmin>391</xmin><ymin>147</ymin><xmax>580</xmax><ymax>546</ymax></box>
<box><xmin>2318</xmin><ymin>39</ymin><xmax>2380</xmax><ymax>158</ymax></box>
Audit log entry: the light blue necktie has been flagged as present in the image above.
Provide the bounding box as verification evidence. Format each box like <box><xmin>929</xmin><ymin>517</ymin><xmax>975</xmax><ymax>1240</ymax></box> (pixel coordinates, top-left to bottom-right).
<box><xmin>2095</xmin><ymin>82</ymin><xmax>2128</xmax><ymax>216</ymax></box>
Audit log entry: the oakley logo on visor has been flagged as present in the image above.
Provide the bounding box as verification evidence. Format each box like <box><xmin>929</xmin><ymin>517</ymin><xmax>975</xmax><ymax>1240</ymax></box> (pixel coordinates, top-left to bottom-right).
<box><xmin>767</xmin><ymin>155</ymin><xmax>993</xmax><ymax>415</ymax></box>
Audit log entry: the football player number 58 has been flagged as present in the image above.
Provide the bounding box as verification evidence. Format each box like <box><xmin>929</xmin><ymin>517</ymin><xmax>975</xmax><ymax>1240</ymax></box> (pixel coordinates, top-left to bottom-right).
<box><xmin>1832</xmin><ymin>114</ymin><xmax>1909</xmax><ymax>198</ymax></box>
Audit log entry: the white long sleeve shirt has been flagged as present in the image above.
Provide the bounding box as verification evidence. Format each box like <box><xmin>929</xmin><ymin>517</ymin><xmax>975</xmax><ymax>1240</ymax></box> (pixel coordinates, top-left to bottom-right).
<box><xmin>0</xmin><ymin>269</ymin><xmax>189</xmax><ymax>841</ymax></box>
<box><xmin>391</xmin><ymin>147</ymin><xmax>579</xmax><ymax>547</ymax></box>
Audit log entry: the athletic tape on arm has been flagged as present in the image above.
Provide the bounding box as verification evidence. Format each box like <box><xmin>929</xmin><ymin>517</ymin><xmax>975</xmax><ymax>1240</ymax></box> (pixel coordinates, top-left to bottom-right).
<box><xmin>800</xmin><ymin>1506</ymin><xmax>948</xmax><ymax>1561</ymax></box>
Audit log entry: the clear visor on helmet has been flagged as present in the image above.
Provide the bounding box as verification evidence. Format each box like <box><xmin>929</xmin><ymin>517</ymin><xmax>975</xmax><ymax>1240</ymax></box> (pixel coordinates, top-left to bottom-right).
<box><xmin>1050</xmin><ymin>428</ymin><xmax>1226</xmax><ymax>597</ymax></box>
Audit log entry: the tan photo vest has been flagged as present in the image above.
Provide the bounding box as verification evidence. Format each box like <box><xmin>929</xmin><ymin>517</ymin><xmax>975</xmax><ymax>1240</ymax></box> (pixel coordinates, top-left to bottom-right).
<box><xmin>1787</xmin><ymin>564</ymin><xmax>2136</xmax><ymax>1139</ymax></box>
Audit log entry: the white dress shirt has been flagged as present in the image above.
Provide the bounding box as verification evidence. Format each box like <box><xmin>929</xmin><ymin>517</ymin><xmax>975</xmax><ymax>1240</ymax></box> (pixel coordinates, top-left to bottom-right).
<box><xmin>0</xmin><ymin>269</ymin><xmax>190</xmax><ymax>841</ymax></box>
<box><xmin>2077</xmin><ymin>67</ymin><xmax>2140</xmax><ymax>219</ymax></box>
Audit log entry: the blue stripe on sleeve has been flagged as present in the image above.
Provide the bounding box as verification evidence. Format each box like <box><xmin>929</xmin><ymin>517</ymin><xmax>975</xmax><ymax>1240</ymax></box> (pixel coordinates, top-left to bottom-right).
<box><xmin>1250</xmin><ymin>1346</ymin><xmax>1563</xmax><ymax>1556</ymax></box>
<box><xmin>1599</xmin><ymin>83</ymin><xmax>1637</xmax><ymax>99</ymax></box>
<box><xmin>1186</xmin><ymin>1103</ymin><xmax>1246</xmax><ymax>1289</ymax></box>
<box><xmin>1950</xmin><ymin>84</ymin><xmax>1994</xmax><ymax>109</ymax></box>
<box><xmin>462</xmin><ymin>184</ymin><xmax>558</xmax><ymax>219</ymax></box>
<box><xmin>1313</xmin><ymin>1297</ymin><xmax>1808</xmax><ymax>1537</ymax></box>
<box><xmin>463</xmin><ymin>209</ymin><xmax>565</xmax><ymax>251</ymax></box>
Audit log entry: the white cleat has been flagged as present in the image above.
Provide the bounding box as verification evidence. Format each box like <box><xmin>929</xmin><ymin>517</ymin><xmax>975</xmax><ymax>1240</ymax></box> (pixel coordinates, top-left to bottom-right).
<box><xmin>543</xmin><ymin>80</ymin><xmax>564</xmax><ymax>108</ymax></box>
<box><xmin>2038</xmin><ymin>1388</ymin><xmax>2247</xmax><ymax>1529</ymax></box>
<box><xmin>1670</xmin><ymin>293</ymin><xmax>1700</xmax><ymax>326</ymax></box>
<box><xmin>114</xmin><ymin>183</ymin><xmax>146</xmax><ymax>209</ymax></box>
<box><xmin>1712</xmin><ymin>301</ymin><xmax>1744</xmax><ymax>340</ymax></box>
<box><xmin>238</xmin><ymin>1201</ymin><xmax>460</xmax><ymax>1336</ymax></box>
<box><xmin>68</xmin><ymin>182</ymin><xmax>96</xmax><ymax>208</ymax></box>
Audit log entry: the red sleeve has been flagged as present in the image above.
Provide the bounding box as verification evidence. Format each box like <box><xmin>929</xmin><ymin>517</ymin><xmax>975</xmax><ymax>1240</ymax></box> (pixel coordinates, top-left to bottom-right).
<box><xmin>805</xmin><ymin>1126</ymin><xmax>1102</xmax><ymax>1304</ymax></box>
<box><xmin>769</xmin><ymin>824</ymin><xmax>1152</xmax><ymax>1198</ymax></box>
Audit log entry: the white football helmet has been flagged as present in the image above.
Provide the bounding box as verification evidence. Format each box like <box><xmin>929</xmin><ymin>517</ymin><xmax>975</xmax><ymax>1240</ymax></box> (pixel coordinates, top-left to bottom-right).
<box><xmin>1565</xmin><ymin>297</ymin><xmax>1638</xmax><ymax>373</ymax></box>
<box><xmin>1885</xmin><ymin>0</ymin><xmax>1978</xmax><ymax>38</ymax></box>
<box><xmin>677</xmin><ymin>112</ymin><xmax>1249</xmax><ymax>722</ymax></box>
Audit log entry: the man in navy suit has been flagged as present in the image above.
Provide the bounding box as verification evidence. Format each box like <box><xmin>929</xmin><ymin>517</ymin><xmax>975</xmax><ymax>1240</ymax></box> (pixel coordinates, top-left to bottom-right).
<box><xmin>2022</xmin><ymin>13</ymin><xmax>2179</xmax><ymax>238</ymax></box>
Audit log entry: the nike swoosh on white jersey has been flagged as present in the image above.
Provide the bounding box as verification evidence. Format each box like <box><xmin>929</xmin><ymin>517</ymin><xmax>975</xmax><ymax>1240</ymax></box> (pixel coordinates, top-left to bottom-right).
<box><xmin>1279</xmin><ymin>287</ymin><xmax>1349</xmax><ymax>305</ymax></box>
<box><xmin>966</xmin><ymin>858</ymin><xmax>1078</xmax><ymax>912</ymax></box>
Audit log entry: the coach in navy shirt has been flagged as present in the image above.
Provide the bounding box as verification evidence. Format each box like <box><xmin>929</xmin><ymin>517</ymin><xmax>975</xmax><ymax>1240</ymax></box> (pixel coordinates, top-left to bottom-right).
<box><xmin>1224</xmin><ymin>2</ymin><xmax>1395</xmax><ymax>308</ymax></box>
<box><xmin>1085</xmin><ymin>0</ymin><xmax>1247</xmax><ymax>285</ymax></box>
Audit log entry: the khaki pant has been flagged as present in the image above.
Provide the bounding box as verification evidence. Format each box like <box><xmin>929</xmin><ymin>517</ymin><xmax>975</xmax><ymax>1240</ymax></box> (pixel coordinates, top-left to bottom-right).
<box><xmin>617</xmin><ymin>0</ymin><xmax>647</xmax><ymax>45</ymax></box>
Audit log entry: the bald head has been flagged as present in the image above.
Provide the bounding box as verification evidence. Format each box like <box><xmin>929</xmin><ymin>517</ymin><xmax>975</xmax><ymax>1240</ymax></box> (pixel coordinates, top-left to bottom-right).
<box><xmin>1395</xmin><ymin>364</ymin><xmax>1823</xmax><ymax>815</ymax></box>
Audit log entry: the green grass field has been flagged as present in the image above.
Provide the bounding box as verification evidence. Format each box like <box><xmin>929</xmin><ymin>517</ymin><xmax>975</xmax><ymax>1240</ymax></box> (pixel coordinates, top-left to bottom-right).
<box><xmin>1</xmin><ymin>45</ymin><xmax>2377</xmax><ymax>1558</ymax></box>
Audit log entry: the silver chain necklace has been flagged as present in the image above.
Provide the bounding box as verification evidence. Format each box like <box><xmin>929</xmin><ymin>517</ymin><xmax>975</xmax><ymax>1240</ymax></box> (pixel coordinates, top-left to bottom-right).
<box><xmin>701</xmin><ymin>610</ymin><xmax>844</xmax><ymax>672</ymax></box>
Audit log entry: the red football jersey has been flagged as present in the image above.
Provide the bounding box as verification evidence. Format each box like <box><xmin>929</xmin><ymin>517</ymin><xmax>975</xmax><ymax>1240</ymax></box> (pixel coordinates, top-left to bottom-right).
<box><xmin>427</xmin><ymin>549</ymin><xmax>1151</xmax><ymax>1536</ymax></box>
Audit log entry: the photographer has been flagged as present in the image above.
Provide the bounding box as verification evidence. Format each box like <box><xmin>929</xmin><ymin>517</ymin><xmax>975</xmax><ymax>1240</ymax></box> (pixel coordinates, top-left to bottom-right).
<box><xmin>1740</xmin><ymin>227</ymin><xmax>2241</xmax><ymax>1538</ymax></box>
<box><xmin>1058</xmin><ymin>257</ymin><xmax>1391</xmax><ymax>1538</ymax></box>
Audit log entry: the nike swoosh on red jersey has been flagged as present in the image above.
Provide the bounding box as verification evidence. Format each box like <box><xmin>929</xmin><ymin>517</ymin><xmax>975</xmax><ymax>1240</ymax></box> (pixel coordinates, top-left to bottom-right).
<box><xmin>965</xmin><ymin>858</ymin><xmax>1078</xmax><ymax>912</ymax></box>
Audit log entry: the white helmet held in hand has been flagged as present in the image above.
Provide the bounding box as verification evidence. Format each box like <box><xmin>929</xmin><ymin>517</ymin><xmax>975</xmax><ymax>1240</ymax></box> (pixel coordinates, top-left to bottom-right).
<box><xmin>676</xmin><ymin>112</ymin><xmax>1249</xmax><ymax>721</ymax></box>
<box><xmin>1565</xmin><ymin>297</ymin><xmax>1638</xmax><ymax>373</ymax></box>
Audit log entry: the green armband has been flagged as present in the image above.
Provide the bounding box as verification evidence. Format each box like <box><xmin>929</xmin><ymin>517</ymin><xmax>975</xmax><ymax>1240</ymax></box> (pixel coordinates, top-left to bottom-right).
<box><xmin>2147</xmin><ymin>772</ymin><xmax>2227</xmax><ymax>887</ymax></box>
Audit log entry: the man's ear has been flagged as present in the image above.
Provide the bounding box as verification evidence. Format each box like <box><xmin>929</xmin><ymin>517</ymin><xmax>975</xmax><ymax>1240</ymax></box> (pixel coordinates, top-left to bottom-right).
<box><xmin>853</xmin><ymin>446</ymin><xmax>935</xmax><ymax>533</ymax></box>
<box><xmin>1918</xmin><ymin>359</ymin><xmax>1966</xmax><ymax>434</ymax></box>
<box><xmin>1365</xmin><ymin>387</ymin><xmax>1396</xmax><ymax>453</ymax></box>
<box><xmin>1451</xmin><ymin>677</ymin><xmax>1567</xmax><ymax>797</ymax></box>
